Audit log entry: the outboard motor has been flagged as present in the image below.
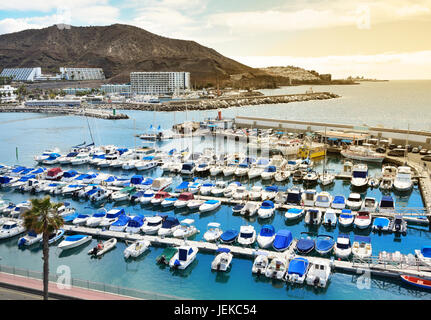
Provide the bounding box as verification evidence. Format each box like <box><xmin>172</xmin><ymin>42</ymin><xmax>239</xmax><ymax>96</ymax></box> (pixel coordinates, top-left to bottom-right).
<box><xmin>18</xmin><ymin>238</ymin><xmax>27</xmax><ymax>247</ymax></box>
<box><xmin>314</xmin><ymin>277</ymin><xmax>320</xmax><ymax>287</ymax></box>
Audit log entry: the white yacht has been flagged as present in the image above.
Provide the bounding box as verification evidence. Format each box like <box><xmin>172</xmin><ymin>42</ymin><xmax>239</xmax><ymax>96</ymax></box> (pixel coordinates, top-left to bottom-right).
<box><xmin>237</xmin><ymin>225</ymin><xmax>256</xmax><ymax>246</ymax></box>
<box><xmin>346</xmin><ymin>193</ymin><xmax>363</xmax><ymax>210</ymax></box>
<box><xmin>393</xmin><ymin>166</ymin><xmax>413</xmax><ymax>192</ymax></box>
<box><xmin>351</xmin><ymin>163</ymin><xmax>369</xmax><ymax>188</ymax></box>
<box><xmin>169</xmin><ymin>246</ymin><xmax>198</xmax><ymax>270</ymax></box>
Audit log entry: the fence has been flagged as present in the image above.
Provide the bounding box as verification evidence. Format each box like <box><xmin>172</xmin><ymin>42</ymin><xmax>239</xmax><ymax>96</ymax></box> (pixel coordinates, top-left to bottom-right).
<box><xmin>0</xmin><ymin>264</ymin><xmax>185</xmax><ymax>300</ymax></box>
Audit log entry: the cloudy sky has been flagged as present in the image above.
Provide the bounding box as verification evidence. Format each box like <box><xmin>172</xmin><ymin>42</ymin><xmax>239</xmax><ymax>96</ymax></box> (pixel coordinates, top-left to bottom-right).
<box><xmin>1</xmin><ymin>0</ymin><xmax>431</xmax><ymax>79</ymax></box>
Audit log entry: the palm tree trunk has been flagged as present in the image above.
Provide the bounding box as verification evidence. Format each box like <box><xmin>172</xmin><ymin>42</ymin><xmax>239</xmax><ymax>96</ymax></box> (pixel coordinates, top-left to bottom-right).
<box><xmin>42</xmin><ymin>231</ymin><xmax>49</xmax><ymax>300</ymax></box>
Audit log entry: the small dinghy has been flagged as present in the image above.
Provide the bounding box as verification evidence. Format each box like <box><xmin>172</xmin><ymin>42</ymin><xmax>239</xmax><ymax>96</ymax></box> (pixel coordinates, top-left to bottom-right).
<box><xmin>220</xmin><ymin>229</ymin><xmax>239</xmax><ymax>244</ymax></box>
<box><xmin>400</xmin><ymin>275</ymin><xmax>431</xmax><ymax>290</ymax></box>
<box><xmin>18</xmin><ymin>231</ymin><xmax>42</xmax><ymax>247</ymax></box>
<box><xmin>315</xmin><ymin>235</ymin><xmax>335</xmax><ymax>255</ymax></box>
<box><xmin>285</xmin><ymin>257</ymin><xmax>310</xmax><ymax>284</ymax></box>
<box><xmin>211</xmin><ymin>248</ymin><xmax>233</xmax><ymax>272</ymax></box>
<box><xmin>252</xmin><ymin>253</ymin><xmax>269</xmax><ymax>275</ymax></box>
<box><xmin>272</xmin><ymin>229</ymin><xmax>293</xmax><ymax>252</ymax></box>
<box><xmin>334</xmin><ymin>234</ymin><xmax>352</xmax><ymax>259</ymax></box>
<box><xmin>203</xmin><ymin>222</ymin><xmax>223</xmax><ymax>242</ymax></box>
<box><xmin>58</xmin><ymin>234</ymin><xmax>92</xmax><ymax>251</ymax></box>
<box><xmin>88</xmin><ymin>238</ymin><xmax>117</xmax><ymax>257</ymax></box>
<box><xmin>295</xmin><ymin>232</ymin><xmax>315</xmax><ymax>254</ymax></box>
<box><xmin>240</xmin><ymin>202</ymin><xmax>259</xmax><ymax>217</ymax></box>
<box><xmin>284</xmin><ymin>208</ymin><xmax>304</xmax><ymax>221</ymax></box>
<box><xmin>124</xmin><ymin>240</ymin><xmax>151</xmax><ymax>259</ymax></box>
<box><xmin>257</xmin><ymin>225</ymin><xmax>276</xmax><ymax>249</ymax></box>
<box><xmin>372</xmin><ymin>217</ymin><xmax>391</xmax><ymax>232</ymax></box>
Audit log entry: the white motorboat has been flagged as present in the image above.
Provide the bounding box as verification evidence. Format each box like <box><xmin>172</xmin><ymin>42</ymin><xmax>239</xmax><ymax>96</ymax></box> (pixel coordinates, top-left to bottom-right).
<box><xmin>174</xmin><ymin>192</ymin><xmax>194</xmax><ymax>208</ymax></box>
<box><xmin>379</xmin><ymin>196</ymin><xmax>395</xmax><ymax>213</ymax></box>
<box><xmin>210</xmin><ymin>165</ymin><xmax>224</xmax><ymax>176</ymax></box>
<box><xmin>173</xmin><ymin>219</ymin><xmax>199</xmax><ymax>238</ymax></box>
<box><xmin>88</xmin><ymin>238</ymin><xmax>117</xmax><ymax>257</ymax></box>
<box><xmin>248</xmin><ymin>166</ymin><xmax>264</xmax><ymax>179</ymax></box>
<box><xmin>285</xmin><ymin>257</ymin><xmax>310</xmax><ymax>284</ymax></box>
<box><xmin>58</xmin><ymin>234</ymin><xmax>92</xmax><ymax>250</ymax></box>
<box><xmin>248</xmin><ymin>186</ymin><xmax>262</xmax><ymax>200</ymax></box>
<box><xmin>303</xmin><ymin>171</ymin><xmax>319</xmax><ymax>185</ymax></box>
<box><xmin>99</xmin><ymin>208</ymin><xmax>125</xmax><ymax>228</ymax></box>
<box><xmin>124</xmin><ymin>240</ymin><xmax>151</xmax><ymax>259</ymax></box>
<box><xmin>352</xmin><ymin>236</ymin><xmax>372</xmax><ymax>259</ymax></box>
<box><xmin>223</xmin><ymin>163</ymin><xmax>237</xmax><ymax>177</ymax></box>
<box><xmin>361</xmin><ymin>197</ymin><xmax>378</xmax><ymax>212</ymax></box>
<box><xmin>47</xmin><ymin>229</ymin><xmax>65</xmax><ymax>245</ymax></box>
<box><xmin>319</xmin><ymin>171</ymin><xmax>335</xmax><ymax>186</ymax></box>
<box><xmin>161</xmin><ymin>197</ymin><xmax>178</xmax><ymax>208</ymax></box>
<box><xmin>151</xmin><ymin>177</ymin><xmax>172</xmax><ymax>191</ymax></box>
<box><xmin>302</xmin><ymin>189</ymin><xmax>317</xmax><ymax>207</ymax></box>
<box><xmin>260</xmin><ymin>185</ymin><xmax>278</xmax><ymax>200</ymax></box>
<box><xmin>69</xmin><ymin>153</ymin><xmax>90</xmax><ymax>166</ymax></box>
<box><xmin>379</xmin><ymin>176</ymin><xmax>393</xmax><ymax>190</ymax></box>
<box><xmin>140</xmin><ymin>189</ymin><xmax>156</xmax><ymax>204</ymax></box>
<box><xmin>210</xmin><ymin>181</ymin><xmax>227</xmax><ymax>196</ymax></box>
<box><xmin>109</xmin><ymin>215</ymin><xmax>131</xmax><ymax>232</ymax></box>
<box><xmin>89</xmin><ymin>188</ymin><xmax>112</xmax><ymax>202</ymax></box>
<box><xmin>322</xmin><ymin>209</ymin><xmax>337</xmax><ymax>227</ymax></box>
<box><xmin>334</xmin><ymin>234</ymin><xmax>352</xmax><ymax>259</ymax></box>
<box><xmin>331</xmin><ymin>195</ymin><xmax>346</xmax><ymax>210</ymax></box>
<box><xmin>135</xmin><ymin>160</ymin><xmax>158</xmax><ymax>171</ymax></box>
<box><xmin>158</xmin><ymin>217</ymin><xmax>180</xmax><ymax>236</ymax></box>
<box><xmin>181</xmin><ymin>162</ymin><xmax>196</xmax><ymax>175</ymax></box>
<box><xmin>18</xmin><ymin>231</ymin><xmax>42</xmax><ymax>246</ymax></box>
<box><xmin>199</xmin><ymin>200</ymin><xmax>221</xmax><ymax>213</ymax></box>
<box><xmin>354</xmin><ymin>211</ymin><xmax>372</xmax><ymax>229</ymax></box>
<box><xmin>187</xmin><ymin>199</ymin><xmax>205</xmax><ymax>210</ymax></box>
<box><xmin>141</xmin><ymin>215</ymin><xmax>164</xmax><ymax>235</ymax></box>
<box><xmin>125</xmin><ymin>216</ymin><xmax>145</xmax><ymax>234</ymax></box>
<box><xmin>72</xmin><ymin>214</ymin><xmax>91</xmax><ymax>226</ymax></box>
<box><xmin>274</xmin><ymin>170</ymin><xmax>290</xmax><ymax>182</ymax></box>
<box><xmin>315</xmin><ymin>191</ymin><xmax>332</xmax><ymax>208</ymax></box>
<box><xmin>341</xmin><ymin>146</ymin><xmax>385</xmax><ymax>163</ymax></box>
<box><xmin>265</xmin><ymin>257</ymin><xmax>288</xmax><ymax>280</ymax></box>
<box><xmin>169</xmin><ymin>246</ymin><xmax>198</xmax><ymax>269</ymax></box>
<box><xmin>232</xmin><ymin>186</ymin><xmax>249</xmax><ymax>200</ymax></box>
<box><xmin>237</xmin><ymin>225</ymin><xmax>256</xmax><ymax>246</ymax></box>
<box><xmin>240</xmin><ymin>202</ymin><xmax>259</xmax><ymax>217</ymax></box>
<box><xmin>346</xmin><ymin>193</ymin><xmax>363</xmax><ymax>210</ymax></box>
<box><xmin>252</xmin><ymin>253</ymin><xmax>269</xmax><ymax>275</ymax></box>
<box><xmin>338</xmin><ymin>209</ymin><xmax>355</xmax><ymax>227</ymax></box>
<box><xmin>86</xmin><ymin>211</ymin><xmax>106</xmax><ymax>227</ymax></box>
<box><xmin>351</xmin><ymin>163</ymin><xmax>369</xmax><ymax>188</ymax></box>
<box><xmin>304</xmin><ymin>209</ymin><xmax>322</xmax><ymax>225</ymax></box>
<box><xmin>284</xmin><ymin>208</ymin><xmax>304</xmax><ymax>221</ymax></box>
<box><xmin>203</xmin><ymin>222</ymin><xmax>223</xmax><ymax>242</ymax></box>
<box><xmin>415</xmin><ymin>246</ymin><xmax>431</xmax><ymax>267</ymax></box>
<box><xmin>223</xmin><ymin>182</ymin><xmax>241</xmax><ymax>198</ymax></box>
<box><xmin>257</xmin><ymin>225</ymin><xmax>276</xmax><ymax>249</ymax></box>
<box><xmin>261</xmin><ymin>166</ymin><xmax>277</xmax><ymax>180</ymax></box>
<box><xmin>199</xmin><ymin>182</ymin><xmax>215</xmax><ymax>196</ymax></box>
<box><xmin>0</xmin><ymin>220</ymin><xmax>26</xmax><ymax>239</ymax></box>
<box><xmin>305</xmin><ymin>259</ymin><xmax>332</xmax><ymax>288</ymax></box>
<box><xmin>211</xmin><ymin>248</ymin><xmax>233</xmax><ymax>272</ymax></box>
<box><xmin>257</xmin><ymin>200</ymin><xmax>275</xmax><ymax>219</ymax></box>
<box><xmin>393</xmin><ymin>166</ymin><xmax>413</xmax><ymax>192</ymax></box>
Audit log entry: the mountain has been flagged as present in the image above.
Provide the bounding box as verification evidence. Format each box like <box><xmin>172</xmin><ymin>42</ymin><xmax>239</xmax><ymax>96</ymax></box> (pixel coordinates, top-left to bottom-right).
<box><xmin>0</xmin><ymin>24</ymin><xmax>274</xmax><ymax>88</ymax></box>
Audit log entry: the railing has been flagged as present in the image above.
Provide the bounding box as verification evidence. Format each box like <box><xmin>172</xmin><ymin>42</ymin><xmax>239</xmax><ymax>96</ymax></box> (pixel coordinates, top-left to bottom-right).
<box><xmin>351</xmin><ymin>255</ymin><xmax>431</xmax><ymax>273</ymax></box>
<box><xmin>0</xmin><ymin>264</ymin><xmax>185</xmax><ymax>300</ymax></box>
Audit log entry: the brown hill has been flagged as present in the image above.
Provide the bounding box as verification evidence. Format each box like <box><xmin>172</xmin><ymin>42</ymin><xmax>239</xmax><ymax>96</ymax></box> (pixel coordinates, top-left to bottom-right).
<box><xmin>0</xmin><ymin>24</ymin><xmax>274</xmax><ymax>88</ymax></box>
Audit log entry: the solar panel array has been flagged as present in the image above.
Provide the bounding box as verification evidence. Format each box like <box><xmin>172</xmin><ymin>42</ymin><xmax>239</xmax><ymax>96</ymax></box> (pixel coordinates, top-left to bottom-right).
<box><xmin>0</xmin><ymin>68</ymin><xmax>38</xmax><ymax>81</ymax></box>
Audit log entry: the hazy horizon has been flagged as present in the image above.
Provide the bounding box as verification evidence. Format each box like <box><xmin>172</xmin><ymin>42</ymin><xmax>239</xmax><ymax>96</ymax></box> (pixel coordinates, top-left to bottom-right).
<box><xmin>1</xmin><ymin>0</ymin><xmax>431</xmax><ymax>80</ymax></box>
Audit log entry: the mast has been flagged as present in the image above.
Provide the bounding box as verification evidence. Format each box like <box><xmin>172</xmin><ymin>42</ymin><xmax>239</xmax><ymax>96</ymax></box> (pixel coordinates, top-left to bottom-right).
<box><xmin>323</xmin><ymin>126</ymin><xmax>327</xmax><ymax>179</ymax></box>
<box><xmin>86</xmin><ymin>116</ymin><xmax>95</xmax><ymax>145</ymax></box>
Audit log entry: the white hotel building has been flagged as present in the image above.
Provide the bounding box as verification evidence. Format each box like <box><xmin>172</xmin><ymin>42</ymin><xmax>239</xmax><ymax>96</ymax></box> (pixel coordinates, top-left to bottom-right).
<box><xmin>130</xmin><ymin>72</ymin><xmax>190</xmax><ymax>95</ymax></box>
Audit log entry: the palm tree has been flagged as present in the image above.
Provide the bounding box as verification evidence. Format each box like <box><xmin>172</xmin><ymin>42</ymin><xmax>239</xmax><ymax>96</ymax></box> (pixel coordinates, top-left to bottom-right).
<box><xmin>22</xmin><ymin>196</ymin><xmax>64</xmax><ymax>300</ymax></box>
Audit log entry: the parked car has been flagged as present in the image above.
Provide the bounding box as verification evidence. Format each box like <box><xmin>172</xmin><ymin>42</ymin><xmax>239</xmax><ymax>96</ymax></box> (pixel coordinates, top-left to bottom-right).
<box><xmin>420</xmin><ymin>149</ymin><xmax>428</xmax><ymax>155</ymax></box>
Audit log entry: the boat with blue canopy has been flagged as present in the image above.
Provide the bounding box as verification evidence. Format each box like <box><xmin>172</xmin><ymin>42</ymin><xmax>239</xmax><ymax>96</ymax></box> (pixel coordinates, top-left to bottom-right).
<box><xmin>220</xmin><ymin>229</ymin><xmax>239</xmax><ymax>244</ymax></box>
<box><xmin>257</xmin><ymin>225</ymin><xmax>276</xmax><ymax>248</ymax></box>
<box><xmin>272</xmin><ymin>229</ymin><xmax>293</xmax><ymax>251</ymax></box>
<box><xmin>285</xmin><ymin>257</ymin><xmax>310</xmax><ymax>284</ymax></box>
<box><xmin>109</xmin><ymin>215</ymin><xmax>131</xmax><ymax>232</ymax></box>
<box><xmin>315</xmin><ymin>234</ymin><xmax>335</xmax><ymax>255</ymax></box>
<box><xmin>415</xmin><ymin>246</ymin><xmax>431</xmax><ymax>266</ymax></box>
<box><xmin>296</xmin><ymin>232</ymin><xmax>315</xmax><ymax>254</ymax></box>
<box><xmin>58</xmin><ymin>234</ymin><xmax>92</xmax><ymax>251</ymax></box>
<box><xmin>285</xmin><ymin>208</ymin><xmax>304</xmax><ymax>221</ymax></box>
<box><xmin>372</xmin><ymin>217</ymin><xmax>391</xmax><ymax>232</ymax></box>
<box><xmin>258</xmin><ymin>200</ymin><xmax>275</xmax><ymax>219</ymax></box>
<box><xmin>331</xmin><ymin>195</ymin><xmax>346</xmax><ymax>209</ymax></box>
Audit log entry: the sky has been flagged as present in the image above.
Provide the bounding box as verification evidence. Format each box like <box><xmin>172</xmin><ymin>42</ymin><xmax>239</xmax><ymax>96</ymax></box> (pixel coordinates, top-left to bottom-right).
<box><xmin>0</xmin><ymin>0</ymin><xmax>431</xmax><ymax>79</ymax></box>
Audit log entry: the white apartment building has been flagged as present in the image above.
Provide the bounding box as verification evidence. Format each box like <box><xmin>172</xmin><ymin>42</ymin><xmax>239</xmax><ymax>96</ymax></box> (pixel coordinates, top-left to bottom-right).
<box><xmin>100</xmin><ymin>84</ymin><xmax>131</xmax><ymax>96</ymax></box>
<box><xmin>130</xmin><ymin>72</ymin><xmax>190</xmax><ymax>95</ymax></box>
<box><xmin>0</xmin><ymin>85</ymin><xmax>17</xmax><ymax>103</ymax></box>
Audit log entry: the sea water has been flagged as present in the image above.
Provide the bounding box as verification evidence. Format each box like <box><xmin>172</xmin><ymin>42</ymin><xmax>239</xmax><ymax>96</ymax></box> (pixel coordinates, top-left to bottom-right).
<box><xmin>0</xmin><ymin>81</ymin><xmax>430</xmax><ymax>299</ymax></box>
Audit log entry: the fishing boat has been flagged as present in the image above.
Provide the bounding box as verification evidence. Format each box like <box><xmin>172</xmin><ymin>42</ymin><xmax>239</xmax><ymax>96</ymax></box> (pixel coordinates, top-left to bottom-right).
<box><xmin>203</xmin><ymin>222</ymin><xmax>223</xmax><ymax>242</ymax></box>
<box><xmin>393</xmin><ymin>166</ymin><xmax>413</xmax><ymax>192</ymax></box>
<box><xmin>372</xmin><ymin>217</ymin><xmax>391</xmax><ymax>232</ymax></box>
<box><xmin>257</xmin><ymin>225</ymin><xmax>276</xmax><ymax>249</ymax></box>
<box><xmin>173</xmin><ymin>219</ymin><xmax>199</xmax><ymax>238</ymax></box>
<box><xmin>315</xmin><ymin>235</ymin><xmax>335</xmax><ymax>255</ymax></box>
<box><xmin>109</xmin><ymin>215</ymin><xmax>131</xmax><ymax>232</ymax></box>
<box><xmin>379</xmin><ymin>196</ymin><xmax>395</xmax><ymax>213</ymax></box>
<box><xmin>315</xmin><ymin>191</ymin><xmax>332</xmax><ymax>208</ymax></box>
<box><xmin>338</xmin><ymin>209</ymin><xmax>355</xmax><ymax>227</ymax></box>
<box><xmin>199</xmin><ymin>200</ymin><xmax>221</xmax><ymax>213</ymax></box>
<box><xmin>124</xmin><ymin>240</ymin><xmax>151</xmax><ymax>259</ymax></box>
<box><xmin>257</xmin><ymin>200</ymin><xmax>275</xmax><ymax>219</ymax></box>
<box><xmin>18</xmin><ymin>231</ymin><xmax>42</xmax><ymax>247</ymax></box>
<box><xmin>302</xmin><ymin>189</ymin><xmax>317</xmax><ymax>207</ymax></box>
<box><xmin>169</xmin><ymin>246</ymin><xmax>198</xmax><ymax>270</ymax></box>
<box><xmin>265</xmin><ymin>257</ymin><xmax>288</xmax><ymax>280</ymax></box>
<box><xmin>340</xmin><ymin>145</ymin><xmax>385</xmax><ymax>163</ymax></box>
<box><xmin>141</xmin><ymin>215</ymin><xmax>165</xmax><ymax>235</ymax></box>
<box><xmin>158</xmin><ymin>216</ymin><xmax>180</xmax><ymax>236</ymax></box>
<box><xmin>331</xmin><ymin>195</ymin><xmax>346</xmax><ymax>210</ymax></box>
<box><xmin>304</xmin><ymin>209</ymin><xmax>322</xmax><ymax>225</ymax></box>
<box><xmin>58</xmin><ymin>234</ymin><xmax>92</xmax><ymax>250</ymax></box>
<box><xmin>237</xmin><ymin>225</ymin><xmax>256</xmax><ymax>246</ymax></box>
<box><xmin>323</xmin><ymin>209</ymin><xmax>337</xmax><ymax>227</ymax></box>
<box><xmin>415</xmin><ymin>246</ymin><xmax>431</xmax><ymax>266</ymax></box>
<box><xmin>284</xmin><ymin>208</ymin><xmax>304</xmax><ymax>221</ymax></box>
<box><xmin>88</xmin><ymin>238</ymin><xmax>117</xmax><ymax>257</ymax></box>
<box><xmin>361</xmin><ymin>197</ymin><xmax>378</xmax><ymax>212</ymax></box>
<box><xmin>352</xmin><ymin>236</ymin><xmax>372</xmax><ymax>259</ymax></box>
<box><xmin>125</xmin><ymin>216</ymin><xmax>145</xmax><ymax>234</ymax></box>
<box><xmin>296</xmin><ymin>232</ymin><xmax>315</xmax><ymax>254</ymax></box>
<box><xmin>306</xmin><ymin>259</ymin><xmax>332</xmax><ymax>288</ymax></box>
<box><xmin>354</xmin><ymin>211</ymin><xmax>372</xmax><ymax>229</ymax></box>
<box><xmin>346</xmin><ymin>193</ymin><xmax>363</xmax><ymax>210</ymax></box>
<box><xmin>240</xmin><ymin>202</ymin><xmax>259</xmax><ymax>217</ymax></box>
<box><xmin>400</xmin><ymin>275</ymin><xmax>431</xmax><ymax>290</ymax></box>
<box><xmin>334</xmin><ymin>234</ymin><xmax>352</xmax><ymax>259</ymax></box>
<box><xmin>272</xmin><ymin>229</ymin><xmax>293</xmax><ymax>252</ymax></box>
<box><xmin>211</xmin><ymin>248</ymin><xmax>233</xmax><ymax>272</ymax></box>
<box><xmin>220</xmin><ymin>229</ymin><xmax>239</xmax><ymax>244</ymax></box>
<box><xmin>252</xmin><ymin>253</ymin><xmax>269</xmax><ymax>275</ymax></box>
<box><xmin>99</xmin><ymin>208</ymin><xmax>125</xmax><ymax>227</ymax></box>
<box><xmin>285</xmin><ymin>257</ymin><xmax>310</xmax><ymax>284</ymax></box>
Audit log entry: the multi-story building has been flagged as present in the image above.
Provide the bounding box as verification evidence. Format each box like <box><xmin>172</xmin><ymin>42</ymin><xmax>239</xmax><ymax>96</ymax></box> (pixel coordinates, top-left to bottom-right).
<box><xmin>130</xmin><ymin>72</ymin><xmax>190</xmax><ymax>95</ymax></box>
<box><xmin>60</xmin><ymin>67</ymin><xmax>105</xmax><ymax>81</ymax></box>
<box><xmin>0</xmin><ymin>85</ymin><xmax>17</xmax><ymax>103</ymax></box>
<box><xmin>100</xmin><ymin>84</ymin><xmax>131</xmax><ymax>96</ymax></box>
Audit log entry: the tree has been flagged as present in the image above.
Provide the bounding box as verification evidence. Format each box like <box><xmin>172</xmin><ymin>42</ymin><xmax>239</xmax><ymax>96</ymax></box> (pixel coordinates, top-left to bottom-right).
<box><xmin>22</xmin><ymin>197</ymin><xmax>64</xmax><ymax>300</ymax></box>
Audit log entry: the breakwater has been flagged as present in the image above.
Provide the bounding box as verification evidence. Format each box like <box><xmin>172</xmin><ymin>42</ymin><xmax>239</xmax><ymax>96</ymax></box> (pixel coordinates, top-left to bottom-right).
<box><xmin>0</xmin><ymin>105</ymin><xmax>129</xmax><ymax>120</ymax></box>
<box><xmin>94</xmin><ymin>92</ymin><xmax>340</xmax><ymax>112</ymax></box>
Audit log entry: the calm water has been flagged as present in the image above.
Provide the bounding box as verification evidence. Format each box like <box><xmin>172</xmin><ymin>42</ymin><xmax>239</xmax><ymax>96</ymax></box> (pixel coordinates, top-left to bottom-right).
<box><xmin>0</xmin><ymin>80</ymin><xmax>431</xmax><ymax>300</ymax></box>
